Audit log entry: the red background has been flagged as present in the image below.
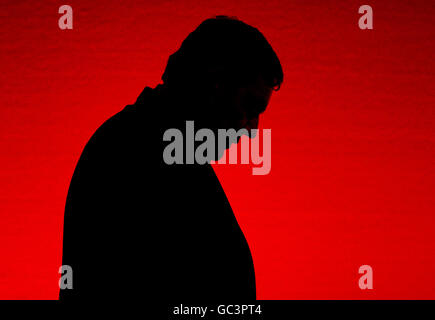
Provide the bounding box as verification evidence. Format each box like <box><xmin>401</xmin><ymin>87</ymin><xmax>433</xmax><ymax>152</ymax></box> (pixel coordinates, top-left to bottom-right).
<box><xmin>0</xmin><ymin>0</ymin><xmax>434</xmax><ymax>299</ymax></box>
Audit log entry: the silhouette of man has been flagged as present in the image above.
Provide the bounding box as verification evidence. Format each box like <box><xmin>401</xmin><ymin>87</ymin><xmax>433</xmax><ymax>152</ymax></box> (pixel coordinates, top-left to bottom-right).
<box><xmin>60</xmin><ymin>16</ymin><xmax>283</xmax><ymax>303</ymax></box>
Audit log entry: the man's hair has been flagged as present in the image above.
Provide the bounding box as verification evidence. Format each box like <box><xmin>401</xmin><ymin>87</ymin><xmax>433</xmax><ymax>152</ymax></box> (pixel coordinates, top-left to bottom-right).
<box><xmin>162</xmin><ymin>16</ymin><xmax>283</xmax><ymax>91</ymax></box>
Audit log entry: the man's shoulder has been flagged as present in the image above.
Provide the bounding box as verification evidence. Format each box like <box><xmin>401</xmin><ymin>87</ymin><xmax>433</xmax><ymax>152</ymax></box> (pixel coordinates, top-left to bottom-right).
<box><xmin>90</xmin><ymin>86</ymin><xmax>160</xmax><ymax>147</ymax></box>
<box><xmin>85</xmin><ymin>104</ymin><xmax>142</xmax><ymax>152</ymax></box>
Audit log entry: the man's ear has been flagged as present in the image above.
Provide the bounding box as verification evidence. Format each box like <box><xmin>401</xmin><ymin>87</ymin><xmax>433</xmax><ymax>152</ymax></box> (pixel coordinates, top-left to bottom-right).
<box><xmin>208</xmin><ymin>78</ymin><xmax>223</xmax><ymax>103</ymax></box>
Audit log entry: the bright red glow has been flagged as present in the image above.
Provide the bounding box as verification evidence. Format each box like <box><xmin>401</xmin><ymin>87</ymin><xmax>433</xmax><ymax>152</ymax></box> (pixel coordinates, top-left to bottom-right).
<box><xmin>0</xmin><ymin>0</ymin><xmax>434</xmax><ymax>299</ymax></box>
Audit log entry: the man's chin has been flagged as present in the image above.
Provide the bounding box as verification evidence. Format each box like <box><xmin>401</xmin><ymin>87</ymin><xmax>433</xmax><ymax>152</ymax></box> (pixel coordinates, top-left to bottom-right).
<box><xmin>207</xmin><ymin>145</ymin><xmax>231</xmax><ymax>163</ymax></box>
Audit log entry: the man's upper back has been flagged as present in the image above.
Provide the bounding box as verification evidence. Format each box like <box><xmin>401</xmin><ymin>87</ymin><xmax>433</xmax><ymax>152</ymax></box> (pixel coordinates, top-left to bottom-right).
<box><xmin>60</xmin><ymin>87</ymin><xmax>256</xmax><ymax>302</ymax></box>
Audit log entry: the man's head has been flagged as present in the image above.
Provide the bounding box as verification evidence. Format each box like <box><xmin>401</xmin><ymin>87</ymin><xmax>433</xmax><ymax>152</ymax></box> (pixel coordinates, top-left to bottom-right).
<box><xmin>162</xmin><ymin>16</ymin><xmax>283</xmax><ymax>133</ymax></box>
